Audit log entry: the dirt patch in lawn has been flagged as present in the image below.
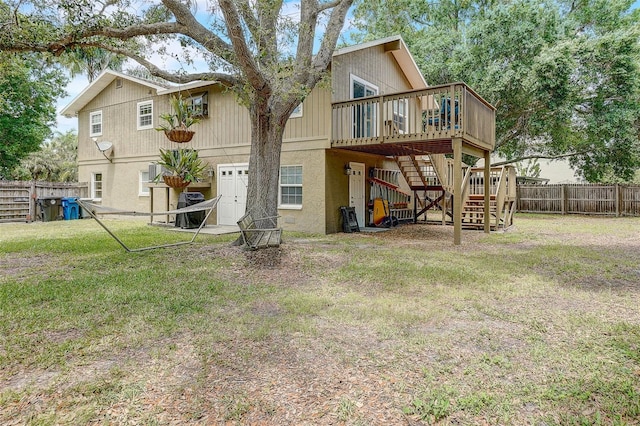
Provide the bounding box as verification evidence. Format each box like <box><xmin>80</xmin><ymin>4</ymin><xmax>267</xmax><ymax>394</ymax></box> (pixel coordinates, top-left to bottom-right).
<box><xmin>0</xmin><ymin>253</ymin><xmax>62</xmax><ymax>282</ymax></box>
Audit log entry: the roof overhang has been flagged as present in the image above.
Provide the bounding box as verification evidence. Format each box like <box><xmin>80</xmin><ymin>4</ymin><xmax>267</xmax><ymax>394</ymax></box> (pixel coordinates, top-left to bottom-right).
<box><xmin>159</xmin><ymin>80</ymin><xmax>222</xmax><ymax>95</ymax></box>
<box><xmin>332</xmin><ymin>35</ymin><xmax>428</xmax><ymax>90</ymax></box>
<box><xmin>60</xmin><ymin>70</ymin><xmax>167</xmax><ymax>118</ymax></box>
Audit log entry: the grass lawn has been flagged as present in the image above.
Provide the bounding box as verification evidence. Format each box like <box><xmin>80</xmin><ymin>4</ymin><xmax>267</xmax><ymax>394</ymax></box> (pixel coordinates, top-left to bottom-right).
<box><xmin>1</xmin><ymin>215</ymin><xmax>639</xmax><ymax>425</ymax></box>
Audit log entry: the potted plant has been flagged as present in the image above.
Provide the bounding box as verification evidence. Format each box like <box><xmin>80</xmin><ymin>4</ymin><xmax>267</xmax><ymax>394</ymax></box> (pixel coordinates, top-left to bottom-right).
<box><xmin>156</xmin><ymin>94</ymin><xmax>201</xmax><ymax>143</ymax></box>
<box><xmin>153</xmin><ymin>148</ymin><xmax>207</xmax><ymax>188</ymax></box>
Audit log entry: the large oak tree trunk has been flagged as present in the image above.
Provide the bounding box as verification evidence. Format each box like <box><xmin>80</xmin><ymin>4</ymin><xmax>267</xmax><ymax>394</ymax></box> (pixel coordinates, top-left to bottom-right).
<box><xmin>245</xmin><ymin>95</ymin><xmax>287</xmax><ymax>229</ymax></box>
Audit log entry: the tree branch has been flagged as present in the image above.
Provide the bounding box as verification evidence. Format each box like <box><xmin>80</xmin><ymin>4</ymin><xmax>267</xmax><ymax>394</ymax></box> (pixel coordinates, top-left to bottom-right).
<box><xmin>84</xmin><ymin>21</ymin><xmax>184</xmax><ymax>40</ymax></box>
<box><xmin>160</xmin><ymin>0</ymin><xmax>235</xmax><ymax>63</ymax></box>
<box><xmin>491</xmin><ymin>151</ymin><xmax>588</xmax><ymax>167</ymax></box>
<box><xmin>236</xmin><ymin>0</ymin><xmax>260</xmax><ymax>40</ymax></box>
<box><xmin>312</xmin><ymin>0</ymin><xmax>354</xmax><ymax>72</ymax></box>
<box><xmin>318</xmin><ymin>0</ymin><xmax>343</xmax><ymax>12</ymax></box>
<box><xmin>76</xmin><ymin>41</ymin><xmax>240</xmax><ymax>87</ymax></box>
<box><xmin>294</xmin><ymin>0</ymin><xmax>318</xmax><ymax>83</ymax></box>
<box><xmin>256</xmin><ymin>0</ymin><xmax>282</xmax><ymax>66</ymax></box>
<box><xmin>218</xmin><ymin>0</ymin><xmax>270</xmax><ymax>95</ymax></box>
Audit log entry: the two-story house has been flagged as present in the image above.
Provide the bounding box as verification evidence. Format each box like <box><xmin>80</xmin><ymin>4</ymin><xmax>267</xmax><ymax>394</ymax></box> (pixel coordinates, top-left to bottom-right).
<box><xmin>62</xmin><ymin>35</ymin><xmax>502</xmax><ymax>244</ymax></box>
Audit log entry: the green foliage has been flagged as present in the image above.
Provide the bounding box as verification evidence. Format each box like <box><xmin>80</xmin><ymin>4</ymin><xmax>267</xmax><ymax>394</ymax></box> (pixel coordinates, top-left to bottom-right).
<box><xmin>10</xmin><ymin>130</ymin><xmax>78</xmax><ymax>182</ymax></box>
<box><xmin>352</xmin><ymin>0</ymin><xmax>640</xmax><ymax>182</ymax></box>
<box><xmin>0</xmin><ymin>54</ymin><xmax>67</xmax><ymax>178</ymax></box>
<box><xmin>403</xmin><ymin>387</ymin><xmax>454</xmax><ymax>422</ymax></box>
<box><xmin>153</xmin><ymin>148</ymin><xmax>206</xmax><ymax>183</ymax></box>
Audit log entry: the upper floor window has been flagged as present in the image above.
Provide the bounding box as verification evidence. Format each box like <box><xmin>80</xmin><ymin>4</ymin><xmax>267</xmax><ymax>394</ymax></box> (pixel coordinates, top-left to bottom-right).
<box><xmin>279</xmin><ymin>165</ymin><xmax>302</xmax><ymax>208</ymax></box>
<box><xmin>91</xmin><ymin>172</ymin><xmax>103</xmax><ymax>200</ymax></box>
<box><xmin>90</xmin><ymin>111</ymin><xmax>102</xmax><ymax>137</ymax></box>
<box><xmin>290</xmin><ymin>103</ymin><xmax>303</xmax><ymax>118</ymax></box>
<box><xmin>186</xmin><ymin>92</ymin><xmax>208</xmax><ymax>117</ymax></box>
<box><xmin>137</xmin><ymin>101</ymin><xmax>153</xmax><ymax>130</ymax></box>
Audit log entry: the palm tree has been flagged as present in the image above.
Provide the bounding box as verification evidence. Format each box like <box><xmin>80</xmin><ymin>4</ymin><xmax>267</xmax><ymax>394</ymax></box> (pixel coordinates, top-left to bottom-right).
<box><xmin>61</xmin><ymin>47</ymin><xmax>126</xmax><ymax>82</ymax></box>
<box><xmin>13</xmin><ymin>131</ymin><xmax>78</xmax><ymax>181</ymax></box>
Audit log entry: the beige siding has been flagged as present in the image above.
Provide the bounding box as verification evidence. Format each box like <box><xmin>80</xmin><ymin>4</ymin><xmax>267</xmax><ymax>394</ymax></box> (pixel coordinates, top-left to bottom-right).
<box><xmin>276</xmin><ymin>149</ymin><xmax>326</xmax><ymax>234</ymax></box>
<box><xmin>324</xmin><ymin>150</ymin><xmax>393</xmax><ymax>233</ymax></box>
<box><xmin>78</xmin><ymin>83</ymin><xmax>254</xmax><ymax>163</ymax></box>
<box><xmin>78</xmin><ymin>83</ymin><xmax>331</xmax><ymax>164</ymax></box>
<box><xmin>283</xmin><ymin>87</ymin><xmax>332</xmax><ymax>141</ymax></box>
<box><xmin>331</xmin><ymin>44</ymin><xmax>412</xmax><ymax>102</ymax></box>
<box><xmin>78</xmin><ymin>161</ymin><xmax>214</xmax><ymax>218</ymax></box>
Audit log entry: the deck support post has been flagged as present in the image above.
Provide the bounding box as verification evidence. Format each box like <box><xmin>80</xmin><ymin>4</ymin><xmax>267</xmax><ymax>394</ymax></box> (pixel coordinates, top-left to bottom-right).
<box><xmin>484</xmin><ymin>150</ymin><xmax>491</xmax><ymax>234</ymax></box>
<box><xmin>453</xmin><ymin>138</ymin><xmax>462</xmax><ymax>245</ymax></box>
<box><xmin>442</xmin><ymin>190</ymin><xmax>446</xmax><ymax>226</ymax></box>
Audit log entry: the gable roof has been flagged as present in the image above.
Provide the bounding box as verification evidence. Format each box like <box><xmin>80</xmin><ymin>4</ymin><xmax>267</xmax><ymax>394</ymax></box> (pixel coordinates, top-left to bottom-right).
<box><xmin>60</xmin><ymin>70</ymin><xmax>168</xmax><ymax>118</ymax></box>
<box><xmin>332</xmin><ymin>35</ymin><xmax>428</xmax><ymax>90</ymax></box>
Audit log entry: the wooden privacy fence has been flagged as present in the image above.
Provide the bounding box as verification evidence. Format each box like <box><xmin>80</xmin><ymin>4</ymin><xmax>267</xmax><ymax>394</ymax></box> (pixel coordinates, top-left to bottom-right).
<box><xmin>0</xmin><ymin>181</ymin><xmax>89</xmax><ymax>222</ymax></box>
<box><xmin>517</xmin><ymin>184</ymin><xmax>640</xmax><ymax>216</ymax></box>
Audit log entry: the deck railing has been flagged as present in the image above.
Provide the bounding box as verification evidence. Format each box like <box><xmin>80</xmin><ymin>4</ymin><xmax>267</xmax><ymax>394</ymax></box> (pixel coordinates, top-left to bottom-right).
<box><xmin>331</xmin><ymin>82</ymin><xmax>495</xmax><ymax>151</ymax></box>
<box><xmin>466</xmin><ymin>166</ymin><xmax>517</xmax><ymax>200</ymax></box>
<box><xmin>464</xmin><ymin>166</ymin><xmax>517</xmax><ymax>227</ymax></box>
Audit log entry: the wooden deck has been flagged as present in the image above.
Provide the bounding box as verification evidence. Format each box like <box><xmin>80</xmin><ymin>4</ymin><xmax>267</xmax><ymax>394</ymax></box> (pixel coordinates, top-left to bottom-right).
<box><xmin>331</xmin><ymin>82</ymin><xmax>497</xmax><ymax>245</ymax></box>
<box><xmin>331</xmin><ymin>82</ymin><xmax>495</xmax><ymax>156</ymax></box>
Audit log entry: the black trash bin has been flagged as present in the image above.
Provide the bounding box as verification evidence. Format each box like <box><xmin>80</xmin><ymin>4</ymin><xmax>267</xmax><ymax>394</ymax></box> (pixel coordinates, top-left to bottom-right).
<box><xmin>37</xmin><ymin>197</ymin><xmax>62</xmax><ymax>222</ymax></box>
<box><xmin>175</xmin><ymin>192</ymin><xmax>206</xmax><ymax>229</ymax></box>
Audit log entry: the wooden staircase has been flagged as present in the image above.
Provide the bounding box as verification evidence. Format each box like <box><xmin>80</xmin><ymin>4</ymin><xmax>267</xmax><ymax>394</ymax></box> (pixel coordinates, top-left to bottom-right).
<box><xmin>394</xmin><ymin>155</ymin><xmax>517</xmax><ymax>230</ymax></box>
<box><xmin>395</xmin><ymin>154</ymin><xmax>458</xmax><ymax>222</ymax></box>
<box><xmin>461</xmin><ymin>194</ymin><xmax>497</xmax><ymax>227</ymax></box>
<box><xmin>461</xmin><ymin>166</ymin><xmax>517</xmax><ymax>229</ymax></box>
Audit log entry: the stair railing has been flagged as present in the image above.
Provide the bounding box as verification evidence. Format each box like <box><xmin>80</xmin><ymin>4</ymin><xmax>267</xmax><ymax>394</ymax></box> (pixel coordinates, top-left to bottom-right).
<box><xmin>494</xmin><ymin>166</ymin><xmax>508</xmax><ymax>227</ymax></box>
<box><xmin>460</xmin><ymin>165</ymin><xmax>473</xmax><ymax>209</ymax></box>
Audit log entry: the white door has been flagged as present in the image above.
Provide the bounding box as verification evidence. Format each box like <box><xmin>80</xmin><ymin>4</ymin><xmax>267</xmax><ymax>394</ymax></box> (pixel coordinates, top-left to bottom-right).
<box><xmin>349</xmin><ymin>162</ymin><xmax>366</xmax><ymax>228</ymax></box>
<box><xmin>351</xmin><ymin>75</ymin><xmax>379</xmax><ymax>138</ymax></box>
<box><xmin>217</xmin><ymin>164</ymin><xmax>249</xmax><ymax>225</ymax></box>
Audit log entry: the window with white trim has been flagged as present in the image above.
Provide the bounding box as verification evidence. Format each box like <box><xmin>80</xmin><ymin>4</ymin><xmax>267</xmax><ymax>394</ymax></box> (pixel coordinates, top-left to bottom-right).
<box><xmin>279</xmin><ymin>165</ymin><xmax>302</xmax><ymax>208</ymax></box>
<box><xmin>137</xmin><ymin>101</ymin><xmax>153</xmax><ymax>130</ymax></box>
<box><xmin>186</xmin><ymin>93</ymin><xmax>208</xmax><ymax>117</ymax></box>
<box><xmin>90</xmin><ymin>111</ymin><xmax>102</xmax><ymax>137</ymax></box>
<box><xmin>290</xmin><ymin>103</ymin><xmax>303</xmax><ymax>118</ymax></box>
<box><xmin>91</xmin><ymin>172</ymin><xmax>103</xmax><ymax>200</ymax></box>
<box><xmin>139</xmin><ymin>170</ymin><xmax>150</xmax><ymax>196</ymax></box>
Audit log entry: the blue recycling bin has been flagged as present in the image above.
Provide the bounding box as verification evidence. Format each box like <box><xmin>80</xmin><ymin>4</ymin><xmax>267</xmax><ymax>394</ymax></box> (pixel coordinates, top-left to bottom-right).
<box><xmin>61</xmin><ymin>197</ymin><xmax>79</xmax><ymax>220</ymax></box>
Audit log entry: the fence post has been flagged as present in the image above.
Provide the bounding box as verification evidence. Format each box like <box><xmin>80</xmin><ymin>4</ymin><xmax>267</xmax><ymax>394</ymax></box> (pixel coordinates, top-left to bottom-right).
<box><xmin>615</xmin><ymin>184</ymin><xmax>620</xmax><ymax>217</ymax></box>
<box><xmin>561</xmin><ymin>185</ymin><xmax>566</xmax><ymax>215</ymax></box>
<box><xmin>30</xmin><ymin>181</ymin><xmax>36</xmax><ymax>222</ymax></box>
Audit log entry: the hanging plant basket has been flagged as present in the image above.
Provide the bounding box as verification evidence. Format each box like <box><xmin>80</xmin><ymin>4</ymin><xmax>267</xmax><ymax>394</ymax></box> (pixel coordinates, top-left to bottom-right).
<box><xmin>162</xmin><ymin>175</ymin><xmax>191</xmax><ymax>189</ymax></box>
<box><xmin>165</xmin><ymin>129</ymin><xmax>195</xmax><ymax>143</ymax></box>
